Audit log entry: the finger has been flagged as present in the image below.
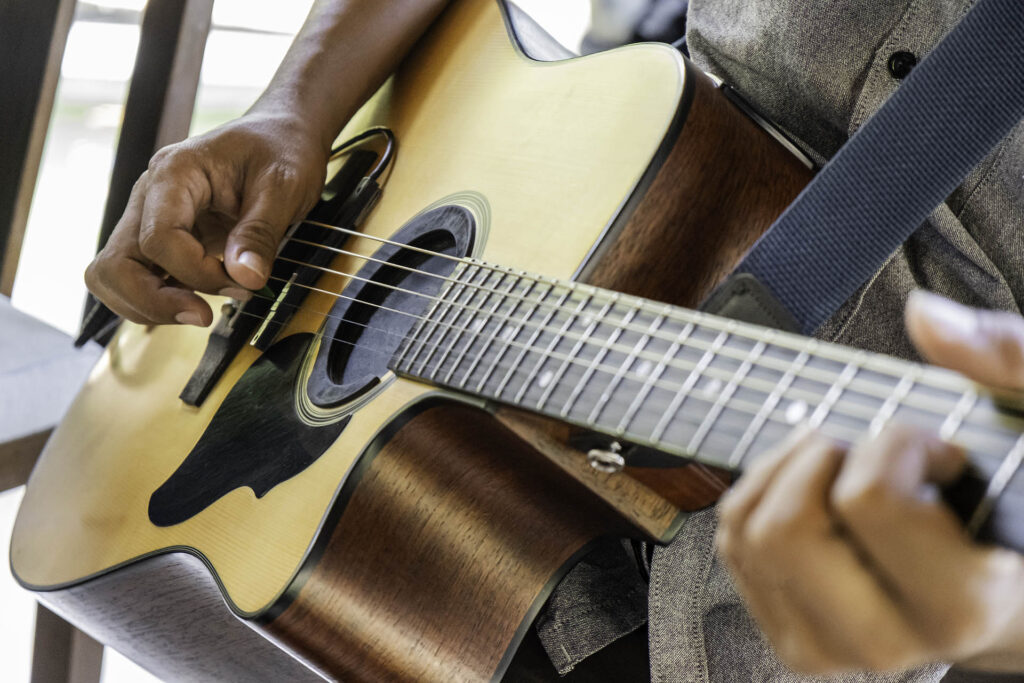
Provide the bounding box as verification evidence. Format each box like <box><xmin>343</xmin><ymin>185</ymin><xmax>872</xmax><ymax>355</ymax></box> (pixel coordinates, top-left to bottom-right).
<box><xmin>87</xmin><ymin>176</ymin><xmax>213</xmax><ymax>326</ymax></box>
<box><xmin>906</xmin><ymin>290</ymin><xmax>1024</xmax><ymax>389</ymax></box>
<box><xmin>95</xmin><ymin>258</ymin><xmax>213</xmax><ymax>326</ymax></box>
<box><xmin>832</xmin><ymin>426</ymin><xmax>988</xmax><ymax>633</ymax></box>
<box><xmin>718</xmin><ymin>425</ymin><xmax>816</xmax><ymax>541</ymax></box>
<box><xmin>719</xmin><ymin>437</ymin><xmax>855</xmax><ymax>673</ymax></box>
<box><xmin>741</xmin><ymin>437</ymin><xmax>929</xmax><ymax>671</ymax></box>
<box><xmin>138</xmin><ymin>161</ymin><xmax>237</xmax><ymax>294</ymax></box>
<box><xmin>223</xmin><ymin>169</ymin><xmax>307</xmax><ymax>289</ymax></box>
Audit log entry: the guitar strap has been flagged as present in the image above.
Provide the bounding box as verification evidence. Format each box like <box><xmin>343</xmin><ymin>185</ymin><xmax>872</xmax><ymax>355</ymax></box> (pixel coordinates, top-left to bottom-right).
<box><xmin>702</xmin><ymin>0</ymin><xmax>1024</xmax><ymax>336</ymax></box>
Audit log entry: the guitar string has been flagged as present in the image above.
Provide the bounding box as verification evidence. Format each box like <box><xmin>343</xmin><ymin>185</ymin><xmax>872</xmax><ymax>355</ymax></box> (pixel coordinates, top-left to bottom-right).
<box><xmin>229</xmin><ymin>301</ymin><xmax>859</xmax><ymax>453</ymax></box>
<box><xmin>223</xmin><ymin>279</ymin><xmax>1019</xmax><ymax>459</ymax></box>
<box><xmin>287</xmin><ymin>234</ymin><xmax>979</xmax><ymax>413</ymax></box>
<box><xmin>265</xmin><ymin>241</ymin><xmax>977</xmax><ymax>424</ymax></box>
<box><xmin>298</xmin><ymin>219</ymin><xmax>976</xmax><ymax>398</ymax></box>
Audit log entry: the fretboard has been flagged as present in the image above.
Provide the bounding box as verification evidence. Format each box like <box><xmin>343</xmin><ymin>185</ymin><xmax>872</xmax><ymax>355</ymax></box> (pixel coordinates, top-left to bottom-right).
<box><xmin>389</xmin><ymin>260</ymin><xmax>1024</xmax><ymax>546</ymax></box>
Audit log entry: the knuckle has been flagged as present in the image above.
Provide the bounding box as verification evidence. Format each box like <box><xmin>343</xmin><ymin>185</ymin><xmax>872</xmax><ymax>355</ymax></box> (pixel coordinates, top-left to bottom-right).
<box><xmin>83</xmin><ymin>260</ymin><xmax>101</xmax><ymax>290</ymax></box>
<box><xmin>147</xmin><ymin>145</ymin><xmax>174</xmax><ymax>172</ymax></box>
<box><xmin>148</xmin><ymin>143</ymin><xmax>197</xmax><ymax>177</ymax></box>
<box><xmin>831</xmin><ymin>477</ymin><xmax>888</xmax><ymax>521</ymax></box>
<box><xmin>741</xmin><ymin>518</ymin><xmax>788</xmax><ymax>558</ymax></box>
<box><xmin>138</xmin><ymin>227</ymin><xmax>168</xmax><ymax>262</ymax></box>
<box><xmin>130</xmin><ymin>170</ymin><xmax>149</xmax><ymax>193</ymax></box>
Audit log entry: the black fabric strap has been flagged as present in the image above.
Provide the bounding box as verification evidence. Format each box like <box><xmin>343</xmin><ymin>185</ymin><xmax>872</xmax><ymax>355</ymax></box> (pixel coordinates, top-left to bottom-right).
<box><xmin>717</xmin><ymin>0</ymin><xmax>1024</xmax><ymax>335</ymax></box>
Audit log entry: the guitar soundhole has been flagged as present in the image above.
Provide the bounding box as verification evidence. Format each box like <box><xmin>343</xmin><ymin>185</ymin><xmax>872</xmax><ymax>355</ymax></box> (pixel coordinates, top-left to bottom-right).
<box><xmin>305</xmin><ymin>205</ymin><xmax>477</xmax><ymax>410</ymax></box>
<box><xmin>147</xmin><ymin>205</ymin><xmax>476</xmax><ymax>527</ymax></box>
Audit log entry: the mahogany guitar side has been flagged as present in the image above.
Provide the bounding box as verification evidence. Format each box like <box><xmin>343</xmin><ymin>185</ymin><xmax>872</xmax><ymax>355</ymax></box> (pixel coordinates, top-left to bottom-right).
<box><xmin>11</xmin><ymin>1</ymin><xmax>811</xmax><ymax>680</ymax></box>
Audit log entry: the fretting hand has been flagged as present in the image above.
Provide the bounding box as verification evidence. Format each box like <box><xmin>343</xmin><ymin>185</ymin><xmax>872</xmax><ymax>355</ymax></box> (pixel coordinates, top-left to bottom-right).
<box><xmin>716</xmin><ymin>291</ymin><xmax>1024</xmax><ymax>675</ymax></box>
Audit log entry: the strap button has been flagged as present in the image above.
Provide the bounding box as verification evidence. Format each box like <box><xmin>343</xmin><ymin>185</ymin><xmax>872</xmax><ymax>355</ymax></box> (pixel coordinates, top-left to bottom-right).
<box><xmin>587</xmin><ymin>442</ymin><xmax>625</xmax><ymax>473</ymax></box>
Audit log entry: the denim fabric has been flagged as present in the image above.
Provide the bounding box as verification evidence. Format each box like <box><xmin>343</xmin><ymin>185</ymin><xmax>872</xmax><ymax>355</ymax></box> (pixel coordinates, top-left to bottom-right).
<box><xmin>538</xmin><ymin>0</ymin><xmax>1024</xmax><ymax>679</ymax></box>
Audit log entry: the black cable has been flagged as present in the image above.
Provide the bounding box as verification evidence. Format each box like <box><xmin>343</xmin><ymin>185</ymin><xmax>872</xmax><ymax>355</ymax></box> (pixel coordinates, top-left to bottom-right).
<box><xmin>329</xmin><ymin>126</ymin><xmax>396</xmax><ymax>184</ymax></box>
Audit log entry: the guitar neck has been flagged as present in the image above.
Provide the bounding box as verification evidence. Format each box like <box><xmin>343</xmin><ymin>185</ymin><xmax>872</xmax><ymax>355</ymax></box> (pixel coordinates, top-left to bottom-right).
<box><xmin>389</xmin><ymin>259</ymin><xmax>1024</xmax><ymax>547</ymax></box>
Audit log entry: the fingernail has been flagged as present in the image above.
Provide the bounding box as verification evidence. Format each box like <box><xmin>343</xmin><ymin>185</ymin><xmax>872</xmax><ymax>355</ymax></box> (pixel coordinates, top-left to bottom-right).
<box><xmin>218</xmin><ymin>287</ymin><xmax>253</xmax><ymax>301</ymax></box>
<box><xmin>175</xmin><ymin>311</ymin><xmax>205</xmax><ymax>327</ymax></box>
<box><xmin>238</xmin><ymin>251</ymin><xmax>266</xmax><ymax>279</ymax></box>
<box><xmin>909</xmin><ymin>290</ymin><xmax>977</xmax><ymax>341</ymax></box>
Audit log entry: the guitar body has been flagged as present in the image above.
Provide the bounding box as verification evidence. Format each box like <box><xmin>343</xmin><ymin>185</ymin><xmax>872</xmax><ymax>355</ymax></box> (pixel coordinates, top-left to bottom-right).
<box><xmin>11</xmin><ymin>2</ymin><xmax>811</xmax><ymax>680</ymax></box>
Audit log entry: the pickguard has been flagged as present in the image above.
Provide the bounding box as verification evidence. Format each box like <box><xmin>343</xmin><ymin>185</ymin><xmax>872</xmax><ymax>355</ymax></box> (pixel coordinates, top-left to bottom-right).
<box><xmin>148</xmin><ymin>202</ymin><xmax>479</xmax><ymax>527</ymax></box>
<box><xmin>148</xmin><ymin>333</ymin><xmax>347</xmax><ymax>527</ymax></box>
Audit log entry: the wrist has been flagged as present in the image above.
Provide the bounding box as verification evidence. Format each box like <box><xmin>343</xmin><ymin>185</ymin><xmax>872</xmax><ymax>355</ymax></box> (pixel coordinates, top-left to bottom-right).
<box><xmin>245</xmin><ymin>97</ymin><xmax>338</xmax><ymax>156</ymax></box>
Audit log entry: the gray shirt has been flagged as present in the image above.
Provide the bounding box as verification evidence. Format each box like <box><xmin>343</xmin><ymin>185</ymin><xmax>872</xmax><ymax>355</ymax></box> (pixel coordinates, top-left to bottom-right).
<box><xmin>539</xmin><ymin>0</ymin><xmax>1024</xmax><ymax>680</ymax></box>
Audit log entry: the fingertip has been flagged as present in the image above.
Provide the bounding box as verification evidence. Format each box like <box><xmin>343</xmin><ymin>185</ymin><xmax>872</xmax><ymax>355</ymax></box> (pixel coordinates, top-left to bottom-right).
<box><xmin>225</xmin><ymin>250</ymin><xmax>268</xmax><ymax>290</ymax></box>
<box><xmin>174</xmin><ymin>309</ymin><xmax>211</xmax><ymax>328</ymax></box>
<box><xmin>906</xmin><ymin>291</ymin><xmax>979</xmax><ymax>356</ymax></box>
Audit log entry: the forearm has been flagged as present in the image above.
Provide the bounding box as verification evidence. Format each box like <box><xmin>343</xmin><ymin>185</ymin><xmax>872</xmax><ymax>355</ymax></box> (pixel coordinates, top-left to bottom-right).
<box><xmin>250</xmin><ymin>0</ymin><xmax>452</xmax><ymax>150</ymax></box>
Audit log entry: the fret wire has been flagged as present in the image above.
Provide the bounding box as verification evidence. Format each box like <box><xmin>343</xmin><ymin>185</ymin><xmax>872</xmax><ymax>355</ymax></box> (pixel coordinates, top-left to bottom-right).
<box><xmin>808</xmin><ymin>359</ymin><xmax>861</xmax><ymax>429</ymax></box>
<box><xmin>494</xmin><ymin>286</ymin><xmax>573</xmax><ymax>399</ymax></box>
<box><xmin>867</xmin><ymin>367</ymin><xmax>919</xmax><ymax>437</ymax></box>
<box><xmin>616</xmin><ymin>310</ymin><xmax>692</xmax><ymax>437</ymax></box>
<box><xmin>559</xmin><ymin>294</ymin><xmax>626</xmax><ymax>418</ymax></box>
<box><xmin>587</xmin><ymin>305</ymin><xmax>665</xmax><ymax>427</ymax></box>
<box><xmin>940</xmin><ymin>388</ymin><xmax>979</xmax><ymax>441</ymax></box>
<box><xmin>728</xmin><ymin>349</ymin><xmax>809</xmax><ymax>468</ymax></box>
<box><xmin>513</xmin><ymin>292</ymin><xmax>595</xmax><ymax>405</ymax></box>
<box><xmin>381</xmin><ymin>273</ymin><xmax>1017</xmax><ymax>452</ymax></box>
<box><xmin>650</xmin><ymin>329</ymin><xmax>730</xmax><ymax>445</ymax></box>
<box><xmin>534</xmin><ymin>295</ymin><xmax>607</xmax><ymax>412</ymax></box>
<box><xmin>687</xmin><ymin>339</ymin><xmax>767</xmax><ymax>456</ymax></box>
<box><xmin>393</xmin><ymin>263</ymin><xmax>468</xmax><ymax>372</ymax></box>
<box><xmin>403</xmin><ymin>262</ymin><xmax>479</xmax><ymax>375</ymax></box>
<box><xmin>967</xmin><ymin>435</ymin><xmax>1024</xmax><ymax>536</ymax></box>
<box><xmin>431</xmin><ymin>269</ymin><xmax>508</xmax><ymax>381</ymax></box>
<box><xmin>473</xmin><ymin>281</ymin><xmax>553</xmax><ymax>394</ymax></box>
<box><xmin>412</xmin><ymin>264</ymin><xmax>490</xmax><ymax>377</ymax></box>
<box><xmin>404</xmin><ymin>310</ymin><xmax>1015</xmax><ymax>463</ymax></box>
<box><xmin>457</xmin><ymin>275</ymin><xmax>536</xmax><ymax>389</ymax></box>
<box><xmin>398</xmin><ymin>293</ymin><xmax>1021</xmax><ymax>453</ymax></box>
<box><xmin>292</xmin><ymin>224</ymin><xmax>977</xmax><ymax>400</ymax></box>
<box><xmin>440</xmin><ymin>272</ymin><xmax>522</xmax><ymax>384</ymax></box>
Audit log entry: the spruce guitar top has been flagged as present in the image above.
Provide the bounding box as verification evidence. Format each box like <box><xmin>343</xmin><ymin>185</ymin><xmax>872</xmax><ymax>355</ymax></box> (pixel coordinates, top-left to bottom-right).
<box><xmin>11</xmin><ymin>1</ymin><xmax>1023</xmax><ymax>681</ymax></box>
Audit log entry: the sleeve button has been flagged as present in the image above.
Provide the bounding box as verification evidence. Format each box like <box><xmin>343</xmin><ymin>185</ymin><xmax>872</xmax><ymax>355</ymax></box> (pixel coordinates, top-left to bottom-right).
<box><xmin>887</xmin><ymin>51</ymin><xmax>918</xmax><ymax>79</ymax></box>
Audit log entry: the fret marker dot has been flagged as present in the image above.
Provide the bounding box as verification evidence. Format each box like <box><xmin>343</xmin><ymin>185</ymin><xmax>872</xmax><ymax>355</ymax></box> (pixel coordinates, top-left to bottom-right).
<box><xmin>785</xmin><ymin>400</ymin><xmax>808</xmax><ymax>425</ymax></box>
<box><xmin>635</xmin><ymin>360</ymin><xmax>653</xmax><ymax>378</ymax></box>
<box><xmin>703</xmin><ymin>378</ymin><xmax>723</xmax><ymax>396</ymax></box>
<box><xmin>471</xmin><ymin>319</ymin><xmax>485</xmax><ymax>332</ymax></box>
<box><xmin>581</xmin><ymin>316</ymin><xmax>594</xmax><ymax>328</ymax></box>
<box><xmin>538</xmin><ymin>370</ymin><xmax>554</xmax><ymax>389</ymax></box>
<box><xmin>501</xmin><ymin>327</ymin><xmax>514</xmax><ymax>341</ymax></box>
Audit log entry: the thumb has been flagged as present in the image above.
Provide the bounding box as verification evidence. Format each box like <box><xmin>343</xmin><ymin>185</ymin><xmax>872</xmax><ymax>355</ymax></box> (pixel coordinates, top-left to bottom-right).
<box><xmin>905</xmin><ymin>290</ymin><xmax>1024</xmax><ymax>389</ymax></box>
<box><xmin>224</xmin><ymin>183</ymin><xmax>303</xmax><ymax>290</ymax></box>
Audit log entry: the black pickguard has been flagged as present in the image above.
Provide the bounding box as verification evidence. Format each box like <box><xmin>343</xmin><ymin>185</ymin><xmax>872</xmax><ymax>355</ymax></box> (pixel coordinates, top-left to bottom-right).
<box><xmin>149</xmin><ymin>333</ymin><xmax>348</xmax><ymax>527</ymax></box>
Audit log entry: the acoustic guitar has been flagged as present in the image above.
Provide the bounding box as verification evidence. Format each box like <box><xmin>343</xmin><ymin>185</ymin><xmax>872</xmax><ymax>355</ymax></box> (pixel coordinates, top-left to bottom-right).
<box><xmin>11</xmin><ymin>1</ymin><xmax>1024</xmax><ymax>681</ymax></box>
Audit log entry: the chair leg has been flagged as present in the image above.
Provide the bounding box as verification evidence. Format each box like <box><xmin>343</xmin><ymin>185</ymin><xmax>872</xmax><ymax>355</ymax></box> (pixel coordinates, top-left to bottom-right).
<box><xmin>30</xmin><ymin>603</ymin><xmax>103</xmax><ymax>683</ymax></box>
<box><xmin>0</xmin><ymin>429</ymin><xmax>50</xmax><ymax>492</ymax></box>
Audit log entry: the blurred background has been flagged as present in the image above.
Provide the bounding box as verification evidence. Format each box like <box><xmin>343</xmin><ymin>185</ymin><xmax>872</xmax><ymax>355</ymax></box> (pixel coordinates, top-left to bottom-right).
<box><xmin>0</xmin><ymin>0</ymin><xmax>686</xmax><ymax>680</ymax></box>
